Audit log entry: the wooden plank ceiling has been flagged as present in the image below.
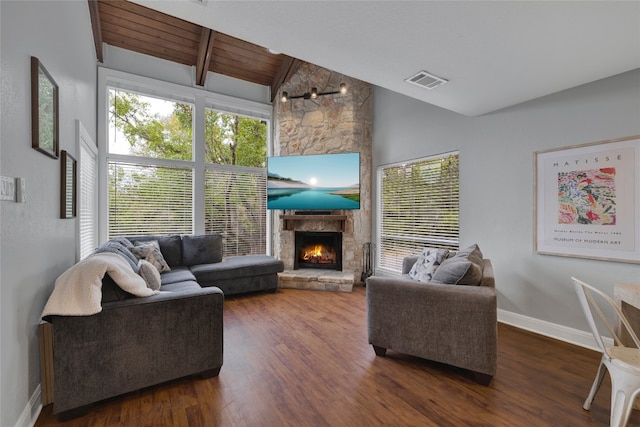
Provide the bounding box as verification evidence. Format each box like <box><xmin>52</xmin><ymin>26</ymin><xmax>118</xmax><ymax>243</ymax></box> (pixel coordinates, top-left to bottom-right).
<box><xmin>88</xmin><ymin>0</ymin><xmax>300</xmax><ymax>100</ymax></box>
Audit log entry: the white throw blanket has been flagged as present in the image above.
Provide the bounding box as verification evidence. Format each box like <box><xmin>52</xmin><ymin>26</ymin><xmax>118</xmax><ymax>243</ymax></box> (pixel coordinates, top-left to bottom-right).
<box><xmin>42</xmin><ymin>252</ymin><xmax>158</xmax><ymax>318</ymax></box>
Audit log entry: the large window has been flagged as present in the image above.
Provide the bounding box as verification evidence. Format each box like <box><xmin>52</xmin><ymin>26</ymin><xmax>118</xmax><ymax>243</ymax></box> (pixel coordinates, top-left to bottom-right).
<box><xmin>377</xmin><ymin>152</ymin><xmax>459</xmax><ymax>274</ymax></box>
<box><xmin>101</xmin><ymin>70</ymin><xmax>270</xmax><ymax>256</ymax></box>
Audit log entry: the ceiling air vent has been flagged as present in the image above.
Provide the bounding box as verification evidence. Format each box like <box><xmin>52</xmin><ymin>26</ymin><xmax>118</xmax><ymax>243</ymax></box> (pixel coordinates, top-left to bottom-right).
<box><xmin>404</xmin><ymin>70</ymin><xmax>448</xmax><ymax>90</ymax></box>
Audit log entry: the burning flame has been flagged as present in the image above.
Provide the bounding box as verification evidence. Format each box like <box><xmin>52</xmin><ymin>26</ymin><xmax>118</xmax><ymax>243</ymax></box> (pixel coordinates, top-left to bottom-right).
<box><xmin>300</xmin><ymin>244</ymin><xmax>336</xmax><ymax>264</ymax></box>
<box><xmin>302</xmin><ymin>245</ymin><xmax>325</xmax><ymax>261</ymax></box>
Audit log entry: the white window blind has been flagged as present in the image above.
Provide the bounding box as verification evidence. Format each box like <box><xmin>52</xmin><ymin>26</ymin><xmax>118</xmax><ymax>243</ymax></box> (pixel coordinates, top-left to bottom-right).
<box><xmin>377</xmin><ymin>152</ymin><xmax>459</xmax><ymax>273</ymax></box>
<box><xmin>108</xmin><ymin>161</ymin><xmax>193</xmax><ymax>237</ymax></box>
<box><xmin>79</xmin><ymin>131</ymin><xmax>98</xmax><ymax>260</ymax></box>
<box><xmin>205</xmin><ymin>166</ymin><xmax>266</xmax><ymax>256</ymax></box>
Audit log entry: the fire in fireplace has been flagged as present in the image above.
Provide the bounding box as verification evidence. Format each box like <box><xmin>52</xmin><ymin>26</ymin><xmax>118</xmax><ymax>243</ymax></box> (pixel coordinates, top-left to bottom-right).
<box><xmin>295</xmin><ymin>231</ymin><xmax>342</xmax><ymax>271</ymax></box>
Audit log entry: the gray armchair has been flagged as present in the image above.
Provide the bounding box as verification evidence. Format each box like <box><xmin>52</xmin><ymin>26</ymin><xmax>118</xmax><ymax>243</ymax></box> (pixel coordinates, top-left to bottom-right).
<box><xmin>366</xmin><ymin>256</ymin><xmax>497</xmax><ymax>385</ymax></box>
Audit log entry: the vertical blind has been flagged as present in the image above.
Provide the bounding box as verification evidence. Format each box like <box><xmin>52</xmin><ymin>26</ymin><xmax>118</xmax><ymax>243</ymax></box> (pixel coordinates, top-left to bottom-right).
<box><xmin>79</xmin><ymin>140</ymin><xmax>98</xmax><ymax>260</ymax></box>
<box><xmin>108</xmin><ymin>161</ymin><xmax>194</xmax><ymax>237</ymax></box>
<box><xmin>204</xmin><ymin>166</ymin><xmax>266</xmax><ymax>256</ymax></box>
<box><xmin>377</xmin><ymin>152</ymin><xmax>460</xmax><ymax>273</ymax></box>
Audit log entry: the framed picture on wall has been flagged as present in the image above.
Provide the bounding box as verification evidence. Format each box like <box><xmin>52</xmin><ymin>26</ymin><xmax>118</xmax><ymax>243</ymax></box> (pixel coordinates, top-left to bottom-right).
<box><xmin>534</xmin><ymin>135</ymin><xmax>640</xmax><ymax>263</ymax></box>
<box><xmin>31</xmin><ymin>56</ymin><xmax>59</xmax><ymax>159</ymax></box>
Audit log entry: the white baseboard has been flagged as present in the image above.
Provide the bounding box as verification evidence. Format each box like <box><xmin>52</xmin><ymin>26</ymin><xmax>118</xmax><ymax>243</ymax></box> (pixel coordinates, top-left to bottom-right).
<box><xmin>14</xmin><ymin>384</ymin><xmax>42</xmax><ymax>427</ymax></box>
<box><xmin>498</xmin><ymin>308</ymin><xmax>612</xmax><ymax>351</ymax></box>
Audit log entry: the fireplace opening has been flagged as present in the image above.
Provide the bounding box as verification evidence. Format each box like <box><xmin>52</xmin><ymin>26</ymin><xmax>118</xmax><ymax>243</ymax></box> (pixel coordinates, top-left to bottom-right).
<box><xmin>295</xmin><ymin>231</ymin><xmax>342</xmax><ymax>271</ymax></box>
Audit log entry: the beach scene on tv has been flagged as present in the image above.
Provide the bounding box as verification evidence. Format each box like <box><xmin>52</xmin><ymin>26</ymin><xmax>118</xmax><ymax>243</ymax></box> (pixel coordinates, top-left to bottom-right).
<box><xmin>267</xmin><ymin>152</ymin><xmax>360</xmax><ymax>210</ymax></box>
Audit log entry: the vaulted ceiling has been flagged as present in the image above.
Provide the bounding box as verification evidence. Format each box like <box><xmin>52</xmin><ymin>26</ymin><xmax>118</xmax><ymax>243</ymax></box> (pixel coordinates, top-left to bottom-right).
<box><xmin>92</xmin><ymin>1</ymin><xmax>640</xmax><ymax>116</ymax></box>
<box><xmin>88</xmin><ymin>0</ymin><xmax>300</xmax><ymax>100</ymax></box>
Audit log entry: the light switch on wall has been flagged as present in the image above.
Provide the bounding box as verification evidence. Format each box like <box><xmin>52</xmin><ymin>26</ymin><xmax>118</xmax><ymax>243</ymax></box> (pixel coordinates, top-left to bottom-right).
<box><xmin>1</xmin><ymin>176</ymin><xmax>15</xmax><ymax>201</ymax></box>
<box><xmin>0</xmin><ymin>176</ymin><xmax>25</xmax><ymax>202</ymax></box>
<box><xmin>15</xmin><ymin>177</ymin><xmax>25</xmax><ymax>203</ymax></box>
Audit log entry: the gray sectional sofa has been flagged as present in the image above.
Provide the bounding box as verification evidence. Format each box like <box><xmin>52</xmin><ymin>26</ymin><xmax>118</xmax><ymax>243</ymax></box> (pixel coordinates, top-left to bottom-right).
<box><xmin>123</xmin><ymin>233</ymin><xmax>284</xmax><ymax>296</ymax></box>
<box><xmin>44</xmin><ymin>233</ymin><xmax>284</xmax><ymax>417</ymax></box>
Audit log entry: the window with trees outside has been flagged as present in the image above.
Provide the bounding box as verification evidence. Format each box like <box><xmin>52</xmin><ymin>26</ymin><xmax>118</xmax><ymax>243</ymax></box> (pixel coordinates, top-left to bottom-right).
<box><xmin>376</xmin><ymin>151</ymin><xmax>459</xmax><ymax>274</ymax></box>
<box><xmin>105</xmin><ymin>75</ymin><xmax>270</xmax><ymax>257</ymax></box>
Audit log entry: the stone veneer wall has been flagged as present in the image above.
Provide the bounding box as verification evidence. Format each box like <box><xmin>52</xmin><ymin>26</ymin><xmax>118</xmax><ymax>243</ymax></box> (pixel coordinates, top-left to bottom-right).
<box><xmin>272</xmin><ymin>62</ymin><xmax>372</xmax><ymax>284</ymax></box>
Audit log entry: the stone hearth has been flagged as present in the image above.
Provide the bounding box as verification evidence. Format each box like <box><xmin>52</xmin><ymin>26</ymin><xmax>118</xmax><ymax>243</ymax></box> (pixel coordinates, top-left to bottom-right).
<box><xmin>278</xmin><ymin>269</ymin><xmax>354</xmax><ymax>292</ymax></box>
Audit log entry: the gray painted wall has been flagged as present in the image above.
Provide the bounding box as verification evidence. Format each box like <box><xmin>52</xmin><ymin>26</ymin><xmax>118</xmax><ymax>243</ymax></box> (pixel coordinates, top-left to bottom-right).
<box><xmin>0</xmin><ymin>1</ymin><xmax>97</xmax><ymax>425</ymax></box>
<box><xmin>372</xmin><ymin>69</ymin><xmax>640</xmax><ymax>335</ymax></box>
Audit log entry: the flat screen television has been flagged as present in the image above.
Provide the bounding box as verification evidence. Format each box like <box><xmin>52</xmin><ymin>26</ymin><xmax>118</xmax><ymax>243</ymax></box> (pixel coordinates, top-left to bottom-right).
<box><xmin>267</xmin><ymin>152</ymin><xmax>360</xmax><ymax>211</ymax></box>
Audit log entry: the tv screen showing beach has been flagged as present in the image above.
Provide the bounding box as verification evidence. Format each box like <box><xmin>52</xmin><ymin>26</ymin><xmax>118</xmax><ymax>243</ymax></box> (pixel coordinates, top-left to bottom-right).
<box><xmin>267</xmin><ymin>152</ymin><xmax>360</xmax><ymax>210</ymax></box>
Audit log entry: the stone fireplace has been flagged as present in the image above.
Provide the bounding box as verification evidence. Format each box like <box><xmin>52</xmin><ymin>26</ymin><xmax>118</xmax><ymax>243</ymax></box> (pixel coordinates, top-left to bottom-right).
<box><xmin>272</xmin><ymin>62</ymin><xmax>372</xmax><ymax>292</ymax></box>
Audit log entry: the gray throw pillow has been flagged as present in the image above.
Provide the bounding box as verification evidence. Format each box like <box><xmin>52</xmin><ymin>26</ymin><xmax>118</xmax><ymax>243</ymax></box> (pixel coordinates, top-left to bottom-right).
<box><xmin>431</xmin><ymin>243</ymin><xmax>484</xmax><ymax>286</ymax></box>
<box><xmin>454</xmin><ymin>243</ymin><xmax>483</xmax><ymax>268</ymax></box>
<box><xmin>431</xmin><ymin>257</ymin><xmax>482</xmax><ymax>285</ymax></box>
<box><xmin>138</xmin><ymin>259</ymin><xmax>161</xmax><ymax>291</ymax></box>
<box><xmin>131</xmin><ymin>240</ymin><xmax>171</xmax><ymax>273</ymax></box>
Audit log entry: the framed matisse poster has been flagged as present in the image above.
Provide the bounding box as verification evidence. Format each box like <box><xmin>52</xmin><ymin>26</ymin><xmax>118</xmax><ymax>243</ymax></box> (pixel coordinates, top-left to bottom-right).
<box><xmin>535</xmin><ymin>135</ymin><xmax>640</xmax><ymax>263</ymax></box>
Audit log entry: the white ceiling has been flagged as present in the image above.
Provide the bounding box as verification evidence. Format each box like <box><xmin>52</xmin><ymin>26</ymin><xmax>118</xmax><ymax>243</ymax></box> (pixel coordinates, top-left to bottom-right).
<box><xmin>131</xmin><ymin>1</ymin><xmax>640</xmax><ymax>116</ymax></box>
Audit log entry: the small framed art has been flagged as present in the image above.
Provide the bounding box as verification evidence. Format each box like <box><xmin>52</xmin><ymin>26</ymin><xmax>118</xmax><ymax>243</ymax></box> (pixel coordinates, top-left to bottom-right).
<box><xmin>31</xmin><ymin>56</ymin><xmax>59</xmax><ymax>159</ymax></box>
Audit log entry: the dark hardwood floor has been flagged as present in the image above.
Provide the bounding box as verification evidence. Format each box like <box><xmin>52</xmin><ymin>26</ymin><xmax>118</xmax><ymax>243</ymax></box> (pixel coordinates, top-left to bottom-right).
<box><xmin>36</xmin><ymin>286</ymin><xmax>640</xmax><ymax>426</ymax></box>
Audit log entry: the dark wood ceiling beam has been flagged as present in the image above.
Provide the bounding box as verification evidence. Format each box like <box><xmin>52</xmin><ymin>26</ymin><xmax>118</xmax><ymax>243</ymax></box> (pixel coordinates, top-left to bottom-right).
<box><xmin>88</xmin><ymin>0</ymin><xmax>103</xmax><ymax>62</ymax></box>
<box><xmin>196</xmin><ymin>28</ymin><xmax>216</xmax><ymax>87</ymax></box>
<box><xmin>270</xmin><ymin>57</ymin><xmax>302</xmax><ymax>102</ymax></box>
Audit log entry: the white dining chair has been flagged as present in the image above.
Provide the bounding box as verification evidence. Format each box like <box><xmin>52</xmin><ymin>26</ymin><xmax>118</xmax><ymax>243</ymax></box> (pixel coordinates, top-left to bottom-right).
<box><xmin>571</xmin><ymin>277</ymin><xmax>640</xmax><ymax>427</ymax></box>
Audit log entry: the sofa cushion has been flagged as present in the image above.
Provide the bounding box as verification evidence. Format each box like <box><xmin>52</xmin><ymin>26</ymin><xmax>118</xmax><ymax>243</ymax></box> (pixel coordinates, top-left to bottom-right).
<box><xmin>431</xmin><ymin>243</ymin><xmax>484</xmax><ymax>286</ymax></box>
<box><xmin>138</xmin><ymin>259</ymin><xmax>161</xmax><ymax>291</ymax></box>
<box><xmin>191</xmin><ymin>255</ymin><xmax>284</xmax><ymax>283</ymax></box>
<box><xmin>160</xmin><ymin>267</ymin><xmax>197</xmax><ymax>286</ymax></box>
<box><xmin>182</xmin><ymin>234</ymin><xmax>222</xmax><ymax>266</ymax></box>
<box><xmin>130</xmin><ymin>240</ymin><xmax>171</xmax><ymax>273</ymax></box>
<box><xmin>408</xmin><ymin>248</ymin><xmax>449</xmax><ymax>282</ymax></box>
<box><xmin>159</xmin><ymin>280</ymin><xmax>202</xmax><ymax>293</ymax></box>
<box><xmin>126</xmin><ymin>235</ymin><xmax>182</xmax><ymax>267</ymax></box>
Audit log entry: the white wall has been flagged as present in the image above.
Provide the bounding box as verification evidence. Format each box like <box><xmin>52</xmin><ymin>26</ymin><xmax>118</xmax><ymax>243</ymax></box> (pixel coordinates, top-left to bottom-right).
<box><xmin>372</xmin><ymin>69</ymin><xmax>640</xmax><ymax>338</ymax></box>
<box><xmin>0</xmin><ymin>1</ymin><xmax>97</xmax><ymax>426</ymax></box>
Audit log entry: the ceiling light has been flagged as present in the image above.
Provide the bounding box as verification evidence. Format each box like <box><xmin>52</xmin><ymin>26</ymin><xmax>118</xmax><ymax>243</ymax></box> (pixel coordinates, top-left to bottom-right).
<box><xmin>280</xmin><ymin>83</ymin><xmax>347</xmax><ymax>102</ymax></box>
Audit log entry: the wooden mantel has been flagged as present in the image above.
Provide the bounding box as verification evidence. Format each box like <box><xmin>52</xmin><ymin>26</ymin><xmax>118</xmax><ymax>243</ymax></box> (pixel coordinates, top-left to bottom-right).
<box><xmin>280</xmin><ymin>214</ymin><xmax>347</xmax><ymax>231</ymax></box>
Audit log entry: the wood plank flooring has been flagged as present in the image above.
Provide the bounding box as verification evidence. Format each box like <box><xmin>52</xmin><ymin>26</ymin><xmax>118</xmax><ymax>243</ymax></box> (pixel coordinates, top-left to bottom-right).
<box><xmin>36</xmin><ymin>286</ymin><xmax>640</xmax><ymax>426</ymax></box>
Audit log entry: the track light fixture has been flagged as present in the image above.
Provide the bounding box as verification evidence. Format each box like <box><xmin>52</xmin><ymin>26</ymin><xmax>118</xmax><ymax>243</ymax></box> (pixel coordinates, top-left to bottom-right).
<box><xmin>281</xmin><ymin>83</ymin><xmax>347</xmax><ymax>103</ymax></box>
